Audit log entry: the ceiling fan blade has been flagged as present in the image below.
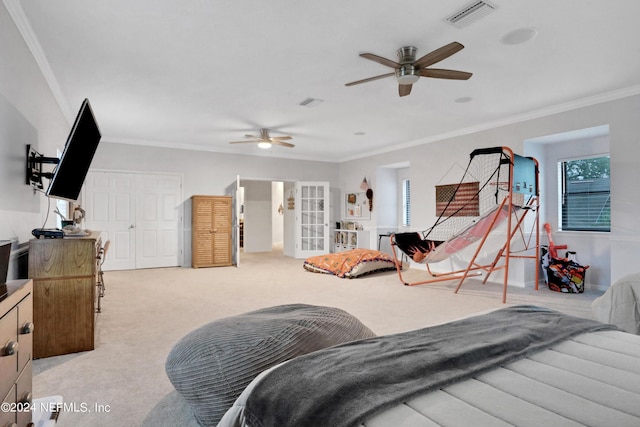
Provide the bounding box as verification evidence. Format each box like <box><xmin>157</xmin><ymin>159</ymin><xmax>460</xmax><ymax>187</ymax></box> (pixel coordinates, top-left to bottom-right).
<box><xmin>399</xmin><ymin>84</ymin><xmax>412</xmax><ymax>97</ymax></box>
<box><xmin>244</xmin><ymin>134</ymin><xmax>259</xmax><ymax>138</ymax></box>
<box><xmin>345</xmin><ymin>72</ymin><xmax>395</xmax><ymax>86</ymax></box>
<box><xmin>414</xmin><ymin>42</ymin><xmax>464</xmax><ymax>68</ymax></box>
<box><xmin>269</xmin><ymin>136</ymin><xmax>293</xmax><ymax>141</ymax></box>
<box><xmin>272</xmin><ymin>140</ymin><xmax>295</xmax><ymax>148</ymax></box>
<box><xmin>229</xmin><ymin>140</ymin><xmax>259</xmax><ymax>144</ymax></box>
<box><xmin>420</xmin><ymin>68</ymin><xmax>472</xmax><ymax>80</ymax></box>
<box><xmin>359</xmin><ymin>53</ymin><xmax>400</xmax><ymax>69</ymax></box>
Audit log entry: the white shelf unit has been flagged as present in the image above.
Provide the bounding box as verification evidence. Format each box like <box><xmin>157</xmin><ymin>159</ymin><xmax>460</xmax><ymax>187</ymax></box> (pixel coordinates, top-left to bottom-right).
<box><xmin>332</xmin><ymin>229</ymin><xmax>370</xmax><ymax>252</ymax></box>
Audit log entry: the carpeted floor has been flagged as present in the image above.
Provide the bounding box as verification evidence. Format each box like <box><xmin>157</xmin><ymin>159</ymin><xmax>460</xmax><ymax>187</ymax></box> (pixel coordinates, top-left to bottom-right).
<box><xmin>32</xmin><ymin>249</ymin><xmax>602</xmax><ymax>426</ymax></box>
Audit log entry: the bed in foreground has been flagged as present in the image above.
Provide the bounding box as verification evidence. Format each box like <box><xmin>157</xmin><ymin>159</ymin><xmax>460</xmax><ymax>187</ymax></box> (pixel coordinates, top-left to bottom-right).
<box><xmin>217</xmin><ymin>305</ymin><xmax>640</xmax><ymax>427</ymax></box>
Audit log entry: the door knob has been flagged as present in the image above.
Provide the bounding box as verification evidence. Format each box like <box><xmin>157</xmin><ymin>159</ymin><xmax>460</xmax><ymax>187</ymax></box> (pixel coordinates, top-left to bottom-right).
<box><xmin>129</xmin><ymin>224</ymin><xmax>135</xmax><ymax>229</ymax></box>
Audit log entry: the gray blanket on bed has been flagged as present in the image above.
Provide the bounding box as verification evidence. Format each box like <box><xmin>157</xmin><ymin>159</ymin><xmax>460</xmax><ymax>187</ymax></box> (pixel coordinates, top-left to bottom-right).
<box><xmin>242</xmin><ymin>305</ymin><xmax>617</xmax><ymax>427</ymax></box>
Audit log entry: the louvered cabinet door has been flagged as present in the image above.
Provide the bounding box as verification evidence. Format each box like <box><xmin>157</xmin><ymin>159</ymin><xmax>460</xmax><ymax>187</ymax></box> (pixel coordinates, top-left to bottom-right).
<box><xmin>192</xmin><ymin>196</ymin><xmax>232</xmax><ymax>267</ymax></box>
<box><xmin>211</xmin><ymin>197</ymin><xmax>232</xmax><ymax>265</ymax></box>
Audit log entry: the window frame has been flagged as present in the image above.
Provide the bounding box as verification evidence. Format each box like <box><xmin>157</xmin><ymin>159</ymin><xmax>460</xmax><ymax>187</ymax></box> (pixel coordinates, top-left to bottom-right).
<box><xmin>558</xmin><ymin>154</ymin><xmax>610</xmax><ymax>232</ymax></box>
<box><xmin>402</xmin><ymin>178</ymin><xmax>411</xmax><ymax>227</ymax></box>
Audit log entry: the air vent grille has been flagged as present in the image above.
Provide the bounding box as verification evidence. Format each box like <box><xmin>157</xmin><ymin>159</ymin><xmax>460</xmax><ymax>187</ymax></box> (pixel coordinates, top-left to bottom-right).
<box><xmin>445</xmin><ymin>1</ymin><xmax>497</xmax><ymax>28</ymax></box>
<box><xmin>299</xmin><ymin>97</ymin><xmax>323</xmax><ymax>107</ymax></box>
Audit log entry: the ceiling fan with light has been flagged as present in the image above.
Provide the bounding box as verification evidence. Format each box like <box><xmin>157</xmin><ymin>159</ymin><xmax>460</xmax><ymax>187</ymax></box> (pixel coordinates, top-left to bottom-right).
<box><xmin>229</xmin><ymin>128</ymin><xmax>294</xmax><ymax>149</ymax></box>
<box><xmin>345</xmin><ymin>41</ymin><xmax>472</xmax><ymax>97</ymax></box>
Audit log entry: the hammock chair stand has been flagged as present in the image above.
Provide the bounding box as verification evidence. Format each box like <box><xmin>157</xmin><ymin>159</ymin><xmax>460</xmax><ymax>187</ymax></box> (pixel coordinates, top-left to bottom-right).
<box><xmin>390</xmin><ymin>146</ymin><xmax>540</xmax><ymax>303</ymax></box>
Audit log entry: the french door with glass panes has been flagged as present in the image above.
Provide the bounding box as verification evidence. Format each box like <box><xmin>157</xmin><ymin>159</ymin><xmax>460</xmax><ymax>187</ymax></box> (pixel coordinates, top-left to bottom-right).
<box><xmin>294</xmin><ymin>181</ymin><xmax>329</xmax><ymax>259</ymax></box>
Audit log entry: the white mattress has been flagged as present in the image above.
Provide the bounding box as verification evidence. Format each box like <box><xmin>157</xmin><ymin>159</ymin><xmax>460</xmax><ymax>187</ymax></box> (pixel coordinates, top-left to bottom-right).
<box><xmin>220</xmin><ymin>330</ymin><xmax>640</xmax><ymax>427</ymax></box>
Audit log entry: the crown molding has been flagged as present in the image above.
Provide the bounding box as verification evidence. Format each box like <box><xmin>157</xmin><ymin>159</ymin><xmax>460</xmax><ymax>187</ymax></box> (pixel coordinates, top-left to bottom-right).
<box><xmin>3</xmin><ymin>0</ymin><xmax>72</xmax><ymax>122</ymax></box>
<box><xmin>104</xmin><ymin>137</ymin><xmax>337</xmax><ymax>163</ymax></box>
<box><xmin>340</xmin><ymin>84</ymin><xmax>640</xmax><ymax>162</ymax></box>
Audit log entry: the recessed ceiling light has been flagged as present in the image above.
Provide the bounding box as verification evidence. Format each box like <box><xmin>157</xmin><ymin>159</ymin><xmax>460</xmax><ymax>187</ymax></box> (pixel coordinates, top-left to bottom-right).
<box><xmin>501</xmin><ymin>28</ymin><xmax>538</xmax><ymax>45</ymax></box>
<box><xmin>455</xmin><ymin>96</ymin><xmax>473</xmax><ymax>103</ymax></box>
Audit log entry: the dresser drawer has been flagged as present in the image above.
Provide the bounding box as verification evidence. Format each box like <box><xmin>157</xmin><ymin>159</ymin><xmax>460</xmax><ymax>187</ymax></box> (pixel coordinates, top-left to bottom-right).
<box><xmin>16</xmin><ymin>360</ymin><xmax>32</xmax><ymax>426</ymax></box>
<box><xmin>29</xmin><ymin>238</ymin><xmax>97</xmax><ymax>278</ymax></box>
<box><xmin>0</xmin><ymin>383</ymin><xmax>16</xmax><ymax>426</ymax></box>
<box><xmin>0</xmin><ymin>306</ymin><xmax>18</xmax><ymax>394</ymax></box>
<box><xmin>17</xmin><ymin>294</ymin><xmax>33</xmax><ymax>371</ymax></box>
<box><xmin>0</xmin><ymin>280</ymin><xmax>32</xmax><ymax>427</ymax></box>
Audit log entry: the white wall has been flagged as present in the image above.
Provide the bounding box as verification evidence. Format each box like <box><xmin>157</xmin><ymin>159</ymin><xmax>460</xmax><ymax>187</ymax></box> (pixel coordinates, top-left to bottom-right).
<box><xmin>525</xmin><ymin>127</ymin><xmax>610</xmax><ymax>288</ymax></box>
<box><xmin>374</xmin><ymin>166</ymin><xmax>398</xmax><ymax>231</ymax></box>
<box><xmin>606</xmin><ymin>95</ymin><xmax>640</xmax><ymax>284</ymax></box>
<box><xmin>90</xmin><ymin>142</ymin><xmax>339</xmax><ymax>264</ymax></box>
<box><xmin>282</xmin><ymin>182</ymin><xmax>296</xmax><ymax>258</ymax></box>
<box><xmin>272</xmin><ymin>181</ymin><xmax>283</xmax><ymax>246</ymax></box>
<box><xmin>242</xmin><ymin>180</ymin><xmax>272</xmax><ymax>252</ymax></box>
<box><xmin>0</xmin><ymin>3</ymin><xmax>70</xmax><ymax>278</ymax></box>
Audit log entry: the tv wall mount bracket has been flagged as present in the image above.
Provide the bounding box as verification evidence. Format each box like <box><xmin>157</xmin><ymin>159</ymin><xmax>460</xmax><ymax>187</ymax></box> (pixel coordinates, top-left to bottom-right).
<box><xmin>26</xmin><ymin>144</ymin><xmax>59</xmax><ymax>191</ymax></box>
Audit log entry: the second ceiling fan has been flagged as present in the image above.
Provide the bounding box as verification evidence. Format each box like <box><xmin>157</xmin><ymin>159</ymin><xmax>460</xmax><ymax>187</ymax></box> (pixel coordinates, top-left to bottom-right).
<box><xmin>345</xmin><ymin>41</ymin><xmax>472</xmax><ymax>97</ymax></box>
<box><xmin>229</xmin><ymin>128</ymin><xmax>294</xmax><ymax>149</ymax></box>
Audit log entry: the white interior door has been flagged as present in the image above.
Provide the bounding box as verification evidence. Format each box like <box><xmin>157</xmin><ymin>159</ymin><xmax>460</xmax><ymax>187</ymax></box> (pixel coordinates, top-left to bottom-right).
<box><xmin>83</xmin><ymin>171</ymin><xmax>182</xmax><ymax>270</ymax></box>
<box><xmin>294</xmin><ymin>181</ymin><xmax>330</xmax><ymax>259</ymax></box>
<box><xmin>83</xmin><ymin>171</ymin><xmax>136</xmax><ymax>270</ymax></box>
<box><xmin>135</xmin><ymin>174</ymin><xmax>182</xmax><ymax>269</ymax></box>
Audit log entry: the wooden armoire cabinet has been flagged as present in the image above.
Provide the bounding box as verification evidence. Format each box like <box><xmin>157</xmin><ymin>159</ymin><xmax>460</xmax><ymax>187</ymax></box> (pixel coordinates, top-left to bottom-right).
<box><xmin>191</xmin><ymin>195</ymin><xmax>233</xmax><ymax>268</ymax></box>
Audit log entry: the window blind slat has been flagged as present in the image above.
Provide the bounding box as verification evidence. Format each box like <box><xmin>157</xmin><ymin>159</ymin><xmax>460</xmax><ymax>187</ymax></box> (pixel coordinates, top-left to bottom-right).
<box><xmin>402</xmin><ymin>179</ymin><xmax>411</xmax><ymax>226</ymax></box>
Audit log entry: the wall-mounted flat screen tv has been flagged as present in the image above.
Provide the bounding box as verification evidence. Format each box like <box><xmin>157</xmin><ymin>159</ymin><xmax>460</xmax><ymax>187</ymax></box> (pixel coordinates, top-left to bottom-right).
<box><xmin>46</xmin><ymin>98</ymin><xmax>101</xmax><ymax>202</ymax></box>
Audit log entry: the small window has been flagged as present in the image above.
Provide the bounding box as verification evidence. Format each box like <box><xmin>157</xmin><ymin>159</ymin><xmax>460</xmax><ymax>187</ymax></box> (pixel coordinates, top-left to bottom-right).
<box><xmin>402</xmin><ymin>179</ymin><xmax>411</xmax><ymax>227</ymax></box>
<box><xmin>559</xmin><ymin>155</ymin><xmax>610</xmax><ymax>232</ymax></box>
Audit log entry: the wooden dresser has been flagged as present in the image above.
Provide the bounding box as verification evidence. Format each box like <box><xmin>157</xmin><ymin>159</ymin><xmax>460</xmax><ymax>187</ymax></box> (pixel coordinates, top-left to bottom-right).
<box><xmin>191</xmin><ymin>196</ymin><xmax>232</xmax><ymax>268</ymax></box>
<box><xmin>28</xmin><ymin>232</ymin><xmax>101</xmax><ymax>358</ymax></box>
<box><xmin>0</xmin><ymin>279</ymin><xmax>33</xmax><ymax>427</ymax></box>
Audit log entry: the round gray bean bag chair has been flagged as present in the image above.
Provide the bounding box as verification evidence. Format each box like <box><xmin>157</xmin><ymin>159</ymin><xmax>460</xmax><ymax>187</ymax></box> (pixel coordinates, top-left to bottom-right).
<box><xmin>165</xmin><ymin>304</ymin><xmax>376</xmax><ymax>426</ymax></box>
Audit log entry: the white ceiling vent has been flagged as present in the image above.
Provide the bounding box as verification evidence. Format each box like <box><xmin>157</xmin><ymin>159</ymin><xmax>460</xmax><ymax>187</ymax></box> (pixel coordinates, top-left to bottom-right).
<box><xmin>299</xmin><ymin>97</ymin><xmax>323</xmax><ymax>107</ymax></box>
<box><xmin>445</xmin><ymin>1</ymin><xmax>497</xmax><ymax>28</ymax></box>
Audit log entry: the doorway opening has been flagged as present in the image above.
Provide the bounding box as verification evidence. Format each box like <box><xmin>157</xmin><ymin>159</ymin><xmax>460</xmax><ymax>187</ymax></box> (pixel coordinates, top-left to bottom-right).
<box><xmin>238</xmin><ymin>179</ymin><xmax>291</xmax><ymax>257</ymax></box>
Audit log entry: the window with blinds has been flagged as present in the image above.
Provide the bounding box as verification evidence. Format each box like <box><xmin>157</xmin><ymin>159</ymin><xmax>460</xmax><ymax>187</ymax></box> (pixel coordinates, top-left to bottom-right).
<box><xmin>402</xmin><ymin>179</ymin><xmax>411</xmax><ymax>227</ymax></box>
<box><xmin>559</xmin><ymin>155</ymin><xmax>610</xmax><ymax>232</ymax></box>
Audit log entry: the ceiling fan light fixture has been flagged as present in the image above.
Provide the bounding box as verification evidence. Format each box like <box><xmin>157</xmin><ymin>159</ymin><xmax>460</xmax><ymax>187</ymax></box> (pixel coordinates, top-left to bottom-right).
<box><xmin>257</xmin><ymin>141</ymin><xmax>272</xmax><ymax>149</ymax></box>
<box><xmin>395</xmin><ymin>66</ymin><xmax>420</xmax><ymax>85</ymax></box>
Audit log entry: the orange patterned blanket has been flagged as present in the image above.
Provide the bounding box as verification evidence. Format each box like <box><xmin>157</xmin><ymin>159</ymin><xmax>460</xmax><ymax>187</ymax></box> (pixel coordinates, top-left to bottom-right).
<box><xmin>303</xmin><ymin>249</ymin><xmax>397</xmax><ymax>278</ymax></box>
